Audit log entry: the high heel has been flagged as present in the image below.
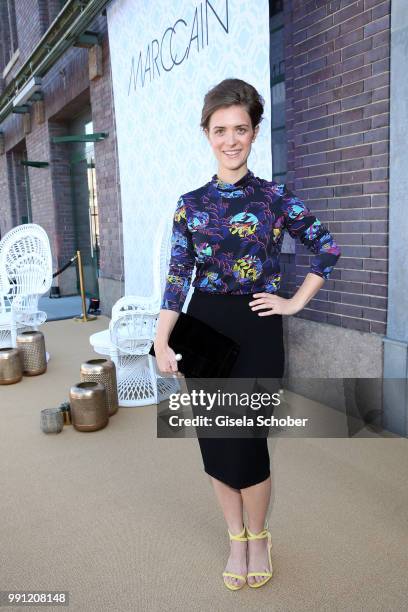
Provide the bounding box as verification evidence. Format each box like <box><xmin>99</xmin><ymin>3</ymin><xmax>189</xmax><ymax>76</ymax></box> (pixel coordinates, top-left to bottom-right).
<box><xmin>222</xmin><ymin>526</ymin><xmax>247</xmax><ymax>591</ymax></box>
<box><xmin>246</xmin><ymin>521</ymin><xmax>273</xmax><ymax>588</ymax></box>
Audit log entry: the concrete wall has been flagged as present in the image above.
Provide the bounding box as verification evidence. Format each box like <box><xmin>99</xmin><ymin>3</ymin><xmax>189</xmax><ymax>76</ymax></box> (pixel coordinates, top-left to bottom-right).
<box><xmin>382</xmin><ymin>0</ymin><xmax>408</xmax><ymax>435</ymax></box>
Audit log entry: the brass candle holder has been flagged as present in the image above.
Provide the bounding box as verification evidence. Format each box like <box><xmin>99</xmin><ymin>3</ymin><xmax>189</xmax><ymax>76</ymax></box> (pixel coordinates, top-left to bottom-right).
<box><xmin>69</xmin><ymin>382</ymin><xmax>108</xmax><ymax>432</ymax></box>
<box><xmin>16</xmin><ymin>330</ymin><xmax>47</xmax><ymax>376</ymax></box>
<box><xmin>0</xmin><ymin>347</ymin><xmax>23</xmax><ymax>385</ymax></box>
<box><xmin>80</xmin><ymin>359</ymin><xmax>119</xmax><ymax>416</ymax></box>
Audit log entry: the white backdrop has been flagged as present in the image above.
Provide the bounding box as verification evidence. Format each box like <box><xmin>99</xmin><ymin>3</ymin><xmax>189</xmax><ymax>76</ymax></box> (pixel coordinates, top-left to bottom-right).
<box><xmin>107</xmin><ymin>0</ymin><xmax>272</xmax><ymax>297</ymax></box>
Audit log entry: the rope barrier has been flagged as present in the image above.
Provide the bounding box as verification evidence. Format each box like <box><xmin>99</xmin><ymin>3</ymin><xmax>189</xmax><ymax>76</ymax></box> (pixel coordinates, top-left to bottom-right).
<box><xmin>49</xmin><ymin>251</ymin><xmax>98</xmax><ymax>321</ymax></box>
<box><xmin>52</xmin><ymin>254</ymin><xmax>78</xmax><ymax>278</ymax></box>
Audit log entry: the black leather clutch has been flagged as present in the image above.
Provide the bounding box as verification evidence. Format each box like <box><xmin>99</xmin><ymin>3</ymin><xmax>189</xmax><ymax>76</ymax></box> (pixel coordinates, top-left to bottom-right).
<box><xmin>150</xmin><ymin>312</ymin><xmax>240</xmax><ymax>378</ymax></box>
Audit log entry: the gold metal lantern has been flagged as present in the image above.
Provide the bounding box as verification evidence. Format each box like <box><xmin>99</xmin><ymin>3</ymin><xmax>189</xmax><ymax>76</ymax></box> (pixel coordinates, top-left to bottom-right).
<box><xmin>0</xmin><ymin>347</ymin><xmax>23</xmax><ymax>385</ymax></box>
<box><xmin>16</xmin><ymin>330</ymin><xmax>47</xmax><ymax>376</ymax></box>
<box><xmin>80</xmin><ymin>358</ymin><xmax>119</xmax><ymax>416</ymax></box>
<box><xmin>69</xmin><ymin>382</ymin><xmax>109</xmax><ymax>432</ymax></box>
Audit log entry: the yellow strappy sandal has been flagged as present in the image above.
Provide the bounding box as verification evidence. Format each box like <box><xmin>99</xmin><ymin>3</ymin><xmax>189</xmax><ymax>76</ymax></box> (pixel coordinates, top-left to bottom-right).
<box><xmin>246</xmin><ymin>522</ymin><xmax>273</xmax><ymax>588</ymax></box>
<box><xmin>222</xmin><ymin>526</ymin><xmax>248</xmax><ymax>591</ymax></box>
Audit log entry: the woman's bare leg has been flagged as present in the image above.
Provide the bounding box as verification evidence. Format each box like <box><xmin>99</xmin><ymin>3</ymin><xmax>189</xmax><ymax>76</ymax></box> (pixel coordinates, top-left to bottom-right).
<box><xmin>210</xmin><ymin>475</ymin><xmax>247</xmax><ymax>588</ymax></box>
<box><xmin>241</xmin><ymin>476</ymin><xmax>271</xmax><ymax>585</ymax></box>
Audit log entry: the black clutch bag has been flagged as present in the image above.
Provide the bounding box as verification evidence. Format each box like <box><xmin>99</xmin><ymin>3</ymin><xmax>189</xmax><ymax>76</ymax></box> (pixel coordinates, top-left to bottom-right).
<box><xmin>149</xmin><ymin>312</ymin><xmax>240</xmax><ymax>378</ymax></box>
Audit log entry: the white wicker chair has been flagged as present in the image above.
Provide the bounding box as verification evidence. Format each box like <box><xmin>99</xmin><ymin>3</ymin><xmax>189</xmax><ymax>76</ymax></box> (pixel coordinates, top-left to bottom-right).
<box><xmin>0</xmin><ymin>224</ymin><xmax>53</xmax><ymax>348</ymax></box>
<box><xmin>109</xmin><ymin>298</ymin><xmax>162</xmax><ymax>406</ymax></box>
<box><xmin>0</xmin><ymin>268</ymin><xmax>12</xmax><ymax>348</ymax></box>
<box><xmin>89</xmin><ymin>215</ymin><xmax>180</xmax><ymax>406</ymax></box>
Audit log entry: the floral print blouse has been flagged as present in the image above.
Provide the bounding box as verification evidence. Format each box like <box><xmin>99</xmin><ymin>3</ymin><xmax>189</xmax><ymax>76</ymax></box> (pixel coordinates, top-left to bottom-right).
<box><xmin>161</xmin><ymin>169</ymin><xmax>341</xmax><ymax>313</ymax></box>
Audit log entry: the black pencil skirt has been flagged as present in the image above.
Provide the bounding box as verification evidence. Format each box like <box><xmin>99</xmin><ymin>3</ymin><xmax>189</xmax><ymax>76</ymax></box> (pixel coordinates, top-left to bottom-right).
<box><xmin>186</xmin><ymin>289</ymin><xmax>285</xmax><ymax>490</ymax></box>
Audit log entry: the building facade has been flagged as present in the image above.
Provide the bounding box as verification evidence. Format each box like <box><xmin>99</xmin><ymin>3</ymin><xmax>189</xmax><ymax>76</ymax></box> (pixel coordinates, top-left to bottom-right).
<box><xmin>0</xmin><ymin>0</ymin><xmax>123</xmax><ymax>303</ymax></box>
<box><xmin>1</xmin><ymin>0</ymin><xmax>405</xmax><ymax>431</ymax></box>
<box><xmin>280</xmin><ymin>0</ymin><xmax>391</xmax><ymax>387</ymax></box>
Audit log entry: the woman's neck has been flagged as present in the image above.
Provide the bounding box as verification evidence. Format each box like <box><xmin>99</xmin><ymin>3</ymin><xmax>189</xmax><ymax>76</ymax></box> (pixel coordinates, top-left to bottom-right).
<box><xmin>216</xmin><ymin>164</ymin><xmax>249</xmax><ymax>185</ymax></box>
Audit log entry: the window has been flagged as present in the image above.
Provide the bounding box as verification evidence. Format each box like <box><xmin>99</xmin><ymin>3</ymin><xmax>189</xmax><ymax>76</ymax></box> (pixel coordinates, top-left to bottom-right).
<box><xmin>1</xmin><ymin>0</ymin><xmax>18</xmax><ymax>67</ymax></box>
<box><xmin>67</xmin><ymin>112</ymin><xmax>100</xmax><ymax>297</ymax></box>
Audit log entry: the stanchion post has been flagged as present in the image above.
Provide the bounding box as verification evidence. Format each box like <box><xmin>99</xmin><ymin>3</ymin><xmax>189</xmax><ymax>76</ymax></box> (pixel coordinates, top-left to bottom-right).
<box><xmin>74</xmin><ymin>250</ymin><xmax>96</xmax><ymax>322</ymax></box>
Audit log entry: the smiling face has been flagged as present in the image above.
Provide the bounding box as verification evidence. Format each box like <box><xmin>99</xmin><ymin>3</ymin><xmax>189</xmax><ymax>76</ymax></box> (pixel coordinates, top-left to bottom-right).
<box><xmin>204</xmin><ymin>104</ymin><xmax>259</xmax><ymax>177</ymax></box>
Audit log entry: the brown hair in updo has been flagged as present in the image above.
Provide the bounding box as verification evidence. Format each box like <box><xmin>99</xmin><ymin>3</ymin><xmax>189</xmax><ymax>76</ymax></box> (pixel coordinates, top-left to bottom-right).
<box><xmin>200</xmin><ymin>78</ymin><xmax>265</xmax><ymax>132</ymax></box>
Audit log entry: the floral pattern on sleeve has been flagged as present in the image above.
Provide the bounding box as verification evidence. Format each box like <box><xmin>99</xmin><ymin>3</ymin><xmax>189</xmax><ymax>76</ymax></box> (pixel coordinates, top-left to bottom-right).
<box><xmin>160</xmin><ymin>170</ymin><xmax>342</xmax><ymax>312</ymax></box>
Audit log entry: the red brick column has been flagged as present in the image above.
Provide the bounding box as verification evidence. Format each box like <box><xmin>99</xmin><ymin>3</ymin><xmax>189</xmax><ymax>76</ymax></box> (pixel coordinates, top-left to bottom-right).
<box><xmin>285</xmin><ymin>0</ymin><xmax>390</xmax><ymax>334</ymax></box>
<box><xmin>90</xmin><ymin>21</ymin><xmax>124</xmax><ymax>312</ymax></box>
<box><xmin>0</xmin><ymin>154</ymin><xmax>13</xmax><ymax>236</ymax></box>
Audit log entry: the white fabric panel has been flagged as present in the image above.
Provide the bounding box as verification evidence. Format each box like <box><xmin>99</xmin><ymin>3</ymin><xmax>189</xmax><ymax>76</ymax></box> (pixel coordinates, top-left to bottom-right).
<box><xmin>107</xmin><ymin>0</ymin><xmax>272</xmax><ymax>298</ymax></box>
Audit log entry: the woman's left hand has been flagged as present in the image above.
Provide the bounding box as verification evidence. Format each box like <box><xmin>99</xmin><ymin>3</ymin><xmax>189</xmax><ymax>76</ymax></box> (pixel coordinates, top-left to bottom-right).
<box><xmin>249</xmin><ymin>293</ymin><xmax>303</xmax><ymax>316</ymax></box>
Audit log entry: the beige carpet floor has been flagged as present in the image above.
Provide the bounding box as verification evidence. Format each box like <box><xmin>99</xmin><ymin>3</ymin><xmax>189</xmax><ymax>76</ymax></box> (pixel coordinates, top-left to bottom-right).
<box><xmin>1</xmin><ymin>317</ymin><xmax>407</xmax><ymax>611</ymax></box>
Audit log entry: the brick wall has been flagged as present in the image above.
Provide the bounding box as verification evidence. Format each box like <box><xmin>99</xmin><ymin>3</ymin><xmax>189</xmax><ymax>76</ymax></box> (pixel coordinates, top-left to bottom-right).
<box><xmin>14</xmin><ymin>0</ymin><xmax>42</xmax><ymax>65</ymax></box>
<box><xmin>0</xmin><ymin>1</ymin><xmax>11</xmax><ymax>74</ymax></box>
<box><xmin>38</xmin><ymin>0</ymin><xmax>64</xmax><ymax>33</ymax></box>
<box><xmin>0</xmin><ymin>154</ymin><xmax>10</xmax><ymax>237</ymax></box>
<box><xmin>7</xmin><ymin>145</ymin><xmax>28</xmax><ymax>224</ymax></box>
<box><xmin>5</xmin><ymin>151</ymin><xmax>18</xmax><ymax>227</ymax></box>
<box><xmin>284</xmin><ymin>0</ymin><xmax>390</xmax><ymax>335</ymax></box>
<box><xmin>48</xmin><ymin>121</ymin><xmax>76</xmax><ymax>269</ymax></box>
<box><xmin>1</xmin><ymin>0</ymin><xmax>391</xmax><ymax>322</ymax></box>
<box><xmin>0</xmin><ymin>4</ymin><xmax>123</xmax><ymax>305</ymax></box>
<box><xmin>14</xmin><ymin>0</ymin><xmax>58</xmax><ymax>65</ymax></box>
<box><xmin>90</xmin><ymin>17</ymin><xmax>124</xmax><ymax>286</ymax></box>
<box><xmin>1</xmin><ymin>2</ymin><xmax>77</xmax><ymax>89</ymax></box>
<box><xmin>25</xmin><ymin>120</ymin><xmax>59</xmax><ymax>269</ymax></box>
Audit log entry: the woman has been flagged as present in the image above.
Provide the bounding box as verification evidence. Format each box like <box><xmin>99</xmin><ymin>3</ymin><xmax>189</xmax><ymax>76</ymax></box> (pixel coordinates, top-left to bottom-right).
<box><xmin>154</xmin><ymin>78</ymin><xmax>341</xmax><ymax>591</ymax></box>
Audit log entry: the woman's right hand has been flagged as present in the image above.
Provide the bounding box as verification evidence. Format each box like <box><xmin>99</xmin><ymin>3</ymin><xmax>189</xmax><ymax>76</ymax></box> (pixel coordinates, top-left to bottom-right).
<box><xmin>154</xmin><ymin>342</ymin><xmax>181</xmax><ymax>376</ymax></box>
